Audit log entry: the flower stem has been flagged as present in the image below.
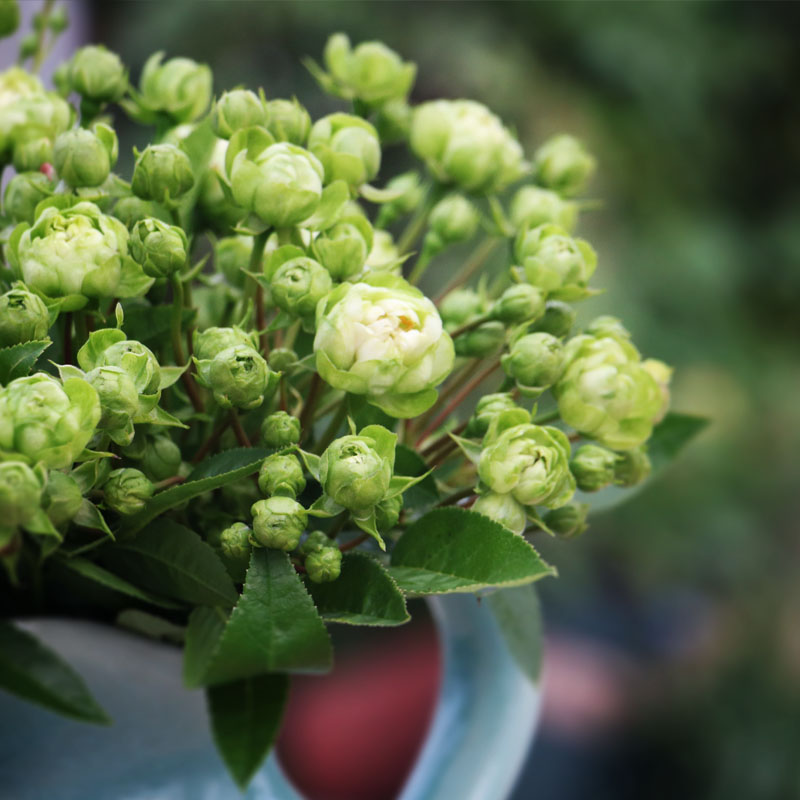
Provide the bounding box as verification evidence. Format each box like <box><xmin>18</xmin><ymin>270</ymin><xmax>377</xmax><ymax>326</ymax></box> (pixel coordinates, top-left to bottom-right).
<box><xmin>436</xmin><ymin>486</ymin><xmax>475</xmax><ymax>508</ymax></box>
<box><xmin>62</xmin><ymin>311</ymin><xmax>72</xmax><ymax>364</ymax></box>
<box><xmin>313</xmin><ymin>401</ymin><xmax>348</xmax><ymax>455</ymax></box>
<box><xmin>420</xmin><ymin>419</ymin><xmax>468</xmax><ymax>458</ymax></box>
<box><xmin>170</xmin><ymin>274</ymin><xmax>205</xmax><ymax>412</ymax></box>
<box><xmin>249</xmin><ymin>230</ymin><xmax>270</xmax><ymax>357</ymax></box>
<box><xmin>339</xmin><ymin>532</ymin><xmax>368</xmax><ymax>552</ymax></box>
<box><xmin>31</xmin><ymin>0</ymin><xmax>55</xmax><ymax>72</ymax></box>
<box><xmin>230</xmin><ymin>410</ymin><xmax>251</xmax><ymax>448</ymax></box>
<box><xmin>299</xmin><ymin>373</ymin><xmax>323</xmax><ymax>442</ymax></box>
<box><xmin>533</xmin><ymin>408</ymin><xmax>560</xmax><ymax>424</ymax></box>
<box><xmin>434</xmin><ymin>237</ymin><xmax>502</xmax><ymax>305</ymax></box>
<box><xmin>449</xmin><ymin>312</ymin><xmax>492</xmax><ymax>340</ymax></box>
<box><xmin>192</xmin><ymin>416</ymin><xmax>230</xmax><ymax>462</ymax></box>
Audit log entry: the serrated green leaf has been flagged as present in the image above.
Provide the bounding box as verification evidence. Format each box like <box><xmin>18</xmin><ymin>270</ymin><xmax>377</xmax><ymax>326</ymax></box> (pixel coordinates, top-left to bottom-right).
<box><xmin>59</xmin><ymin>557</ymin><xmax>183</xmax><ymax>610</ymax></box>
<box><xmin>101</xmin><ymin>519</ymin><xmax>238</xmax><ymax>607</ymax></box>
<box><xmin>306</xmin><ymin>552</ymin><xmax>410</xmax><ymax>626</ymax></box>
<box><xmin>389</xmin><ymin>508</ymin><xmax>556</xmax><ymax>595</ymax></box>
<box><xmin>0</xmin><ymin>621</ymin><xmax>110</xmax><ymax>724</ymax></box>
<box><xmin>187</xmin><ymin>549</ymin><xmax>332</xmax><ymax>688</ymax></box>
<box><xmin>0</xmin><ymin>339</ymin><xmax>51</xmax><ymax>384</ymax></box>
<box><xmin>207</xmin><ymin>673</ymin><xmax>289</xmax><ymax>791</ymax></box>
<box><xmin>486</xmin><ymin>585</ymin><xmax>543</xmax><ymax>684</ymax></box>
<box><xmin>116</xmin><ymin>448</ymin><xmax>271</xmax><ymax>538</ymax></box>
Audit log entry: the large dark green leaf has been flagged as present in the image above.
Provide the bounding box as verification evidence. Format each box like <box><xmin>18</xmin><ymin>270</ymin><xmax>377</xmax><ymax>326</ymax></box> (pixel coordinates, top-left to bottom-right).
<box><xmin>0</xmin><ymin>622</ymin><xmax>109</xmax><ymax>724</ymax></box>
<box><xmin>389</xmin><ymin>508</ymin><xmax>556</xmax><ymax>595</ymax></box>
<box><xmin>119</xmin><ymin>303</ymin><xmax>195</xmax><ymax>348</ymax></box>
<box><xmin>0</xmin><ymin>339</ymin><xmax>50</xmax><ymax>384</ymax></box>
<box><xmin>207</xmin><ymin>673</ymin><xmax>289</xmax><ymax>790</ymax></box>
<box><xmin>115</xmin><ymin>448</ymin><xmax>271</xmax><ymax>538</ymax></box>
<box><xmin>185</xmin><ymin>549</ymin><xmax>332</xmax><ymax>688</ymax></box>
<box><xmin>394</xmin><ymin>444</ymin><xmax>440</xmax><ymax>512</ymax></box>
<box><xmin>487</xmin><ymin>585</ymin><xmax>543</xmax><ymax>684</ymax></box>
<box><xmin>306</xmin><ymin>552</ymin><xmax>410</xmax><ymax>626</ymax></box>
<box><xmin>102</xmin><ymin>519</ymin><xmax>238</xmax><ymax>607</ymax></box>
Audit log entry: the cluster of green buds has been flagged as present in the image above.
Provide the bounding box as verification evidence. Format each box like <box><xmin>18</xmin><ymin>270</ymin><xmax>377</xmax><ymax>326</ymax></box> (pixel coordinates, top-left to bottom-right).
<box><xmin>300</xmin><ymin>531</ymin><xmax>342</xmax><ymax>583</ymax></box>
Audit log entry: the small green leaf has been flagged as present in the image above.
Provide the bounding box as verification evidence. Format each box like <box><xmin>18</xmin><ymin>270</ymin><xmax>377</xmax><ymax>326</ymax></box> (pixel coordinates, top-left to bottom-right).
<box><xmin>72</xmin><ymin>498</ymin><xmax>114</xmax><ymax>538</ymax></box>
<box><xmin>0</xmin><ymin>339</ymin><xmax>51</xmax><ymax>384</ymax></box>
<box><xmin>207</xmin><ymin>673</ymin><xmax>289</xmax><ymax>791</ymax></box>
<box><xmin>116</xmin><ymin>610</ymin><xmax>186</xmax><ymax>644</ymax></box>
<box><xmin>184</xmin><ymin>607</ymin><xmax>226</xmax><ymax>689</ymax></box>
<box><xmin>486</xmin><ymin>585</ymin><xmax>543</xmax><ymax>684</ymax></box>
<box><xmin>306</xmin><ymin>552</ymin><xmax>410</xmax><ymax>626</ymax></box>
<box><xmin>389</xmin><ymin>507</ymin><xmax>556</xmax><ymax>595</ymax></box>
<box><xmin>59</xmin><ymin>557</ymin><xmax>183</xmax><ymax>610</ymax></box>
<box><xmin>132</xmin><ymin>403</ymin><xmax>189</xmax><ymax>428</ymax></box>
<box><xmin>101</xmin><ymin>519</ymin><xmax>238</xmax><ymax>607</ymax></box>
<box><xmin>449</xmin><ymin>433</ymin><xmax>482</xmax><ymax>466</ymax></box>
<box><xmin>0</xmin><ymin>621</ymin><xmax>110</xmax><ymax>724</ymax></box>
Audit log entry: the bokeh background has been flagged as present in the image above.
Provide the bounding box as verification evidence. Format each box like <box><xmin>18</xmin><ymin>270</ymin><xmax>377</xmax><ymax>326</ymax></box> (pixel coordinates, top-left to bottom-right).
<box><xmin>10</xmin><ymin>1</ymin><xmax>800</xmax><ymax>798</ymax></box>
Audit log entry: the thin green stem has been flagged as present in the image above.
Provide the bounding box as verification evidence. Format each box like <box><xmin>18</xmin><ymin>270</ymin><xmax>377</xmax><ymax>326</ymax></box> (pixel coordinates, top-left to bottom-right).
<box><xmin>407</xmin><ymin>248</ymin><xmax>433</xmax><ymax>286</ymax></box>
<box><xmin>533</xmin><ymin>408</ymin><xmax>560</xmax><ymax>425</ymax></box>
<box><xmin>170</xmin><ymin>274</ymin><xmax>186</xmax><ymax>365</ymax></box>
<box><xmin>249</xmin><ymin>230</ymin><xmax>270</xmax><ymax>356</ymax></box>
<box><xmin>62</xmin><ymin>311</ymin><xmax>72</xmax><ymax>364</ymax></box>
<box><xmin>32</xmin><ymin>0</ymin><xmax>55</xmax><ymax>72</ymax></box>
<box><xmin>434</xmin><ymin>237</ymin><xmax>502</xmax><ymax>305</ymax></box>
<box><xmin>397</xmin><ymin>199</ymin><xmax>433</xmax><ymax>254</ymax></box>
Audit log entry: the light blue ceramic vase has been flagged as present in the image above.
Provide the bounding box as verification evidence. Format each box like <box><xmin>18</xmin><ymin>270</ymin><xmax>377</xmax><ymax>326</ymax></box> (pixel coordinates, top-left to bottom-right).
<box><xmin>0</xmin><ymin>594</ymin><xmax>539</xmax><ymax>800</ymax></box>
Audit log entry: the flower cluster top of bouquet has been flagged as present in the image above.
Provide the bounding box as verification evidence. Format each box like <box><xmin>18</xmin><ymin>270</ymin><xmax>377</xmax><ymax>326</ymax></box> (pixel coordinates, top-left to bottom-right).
<box><xmin>0</xmin><ymin>3</ymin><xmax>703</xmax><ymax>789</ymax></box>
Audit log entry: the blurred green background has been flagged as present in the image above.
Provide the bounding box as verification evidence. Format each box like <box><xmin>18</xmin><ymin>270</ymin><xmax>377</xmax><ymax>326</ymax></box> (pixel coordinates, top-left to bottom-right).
<box><xmin>69</xmin><ymin>1</ymin><xmax>800</xmax><ymax>797</ymax></box>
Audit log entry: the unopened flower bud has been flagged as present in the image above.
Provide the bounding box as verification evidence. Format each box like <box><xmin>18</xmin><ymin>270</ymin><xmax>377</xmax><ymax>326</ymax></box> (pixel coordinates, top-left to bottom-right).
<box><xmin>220</xmin><ymin>522</ymin><xmax>252</xmax><ymax>562</ymax></box>
<box><xmin>132</xmin><ymin>144</ymin><xmax>194</xmax><ymax>203</ymax></box>
<box><xmin>464</xmin><ymin>392</ymin><xmax>518</xmax><ymax>438</ymax></box>
<box><xmin>300</xmin><ymin>530</ymin><xmax>330</xmax><ymax>556</ymax></box>
<box><xmin>258</xmin><ymin>453</ymin><xmax>305</xmax><ymax>498</ymax></box>
<box><xmin>308</xmin><ymin>112</ymin><xmax>381</xmax><ymax>188</ymax></box>
<box><xmin>491</xmin><ymin>284</ymin><xmax>545</xmax><ymax>325</ymax></box>
<box><xmin>138</xmin><ymin>54</ymin><xmax>212</xmax><ymax>124</ymax></box>
<box><xmin>642</xmin><ymin>359</ymin><xmax>672</xmax><ymax>424</ymax></box>
<box><xmin>267</xmin><ymin>348</ymin><xmax>297</xmax><ymax>373</ymax></box>
<box><xmin>510</xmin><ymin>185</ymin><xmax>577</xmax><ymax>232</ymax></box>
<box><xmin>251</xmin><ymin>496</ymin><xmax>307</xmax><ymax>551</ymax></box>
<box><xmin>103</xmin><ymin>468</ymin><xmax>154</xmax><ymax>515</ymax></box>
<box><xmin>199</xmin><ymin>345</ymin><xmax>275</xmax><ymax>410</ymax></box>
<box><xmin>613</xmin><ymin>447</ymin><xmax>651</xmax><ymax>488</ymax></box>
<box><xmin>271</xmin><ymin>256</ymin><xmax>333</xmax><ymax>320</ymax></box>
<box><xmin>3</xmin><ymin>171</ymin><xmax>52</xmax><ymax>224</ymax></box>
<box><xmin>141</xmin><ymin>434</ymin><xmax>181</xmax><ymax>482</ymax></box>
<box><xmin>193</xmin><ymin>326</ymin><xmax>255</xmax><ymax>361</ymax></box>
<box><xmin>306</xmin><ymin>546</ymin><xmax>342</xmax><ymax>583</ymax></box>
<box><xmin>68</xmin><ymin>45</ymin><xmax>127</xmax><ymax>103</ymax></box>
<box><xmin>261</xmin><ymin>411</ymin><xmax>301</xmax><ymax>448</ymax></box>
<box><xmin>501</xmin><ymin>332</ymin><xmax>563</xmax><ymax>397</ymax></box>
<box><xmin>439</xmin><ymin>287</ymin><xmax>484</xmax><ymax>332</ymax></box>
<box><xmin>584</xmin><ymin>315</ymin><xmax>630</xmax><ymax>342</ymax></box>
<box><xmin>212</xmin><ymin>89</ymin><xmax>268</xmax><ymax>139</ymax></box>
<box><xmin>473</xmin><ymin>491</ymin><xmax>527</xmax><ymax>536</ymax></box>
<box><xmin>42</xmin><ymin>471</ymin><xmax>82</xmax><ymax>527</ymax></box>
<box><xmin>569</xmin><ymin>444</ymin><xmax>616</xmax><ymax>492</ymax></box>
<box><xmin>130</xmin><ymin>217</ymin><xmax>188</xmax><ymax>278</ymax></box>
<box><xmin>530</xmin><ymin>300</ymin><xmax>576</xmax><ymax>338</ymax></box>
<box><xmin>375</xmin><ymin>493</ymin><xmax>403</xmax><ymax>532</ymax></box>
<box><xmin>214</xmin><ymin>235</ymin><xmax>251</xmax><ymax>288</ymax></box>
<box><xmin>454</xmin><ymin>321</ymin><xmax>504</xmax><ymax>358</ymax></box>
<box><xmin>85</xmin><ymin>366</ymin><xmax>139</xmax><ymax>444</ymax></box>
<box><xmin>423</xmin><ymin>194</ymin><xmax>479</xmax><ymax>257</ymax></box>
<box><xmin>0</xmin><ymin>461</ymin><xmax>43</xmax><ymax>530</ymax></box>
<box><xmin>0</xmin><ymin>284</ymin><xmax>49</xmax><ymax>347</ymax></box>
<box><xmin>375</xmin><ymin>171</ymin><xmax>423</xmax><ymax>228</ymax></box>
<box><xmin>13</xmin><ymin>136</ymin><xmax>53</xmax><ymax>172</ymax></box>
<box><xmin>374</xmin><ymin>98</ymin><xmax>413</xmax><ymax>144</ymax></box>
<box><xmin>0</xmin><ymin>0</ymin><xmax>20</xmax><ymax>38</ymax></box>
<box><xmin>534</xmin><ymin>134</ymin><xmax>596</xmax><ymax>197</ymax></box>
<box><xmin>112</xmin><ymin>196</ymin><xmax>163</xmax><ymax>227</ymax></box>
<box><xmin>543</xmin><ymin>502</ymin><xmax>589</xmax><ymax>539</ymax></box>
<box><xmin>265</xmin><ymin>98</ymin><xmax>311</xmax><ymax>145</ymax></box>
<box><xmin>53</xmin><ymin>125</ymin><xmax>117</xmax><ymax>188</ymax></box>
<box><xmin>312</xmin><ymin>219</ymin><xmax>372</xmax><ymax>281</ymax></box>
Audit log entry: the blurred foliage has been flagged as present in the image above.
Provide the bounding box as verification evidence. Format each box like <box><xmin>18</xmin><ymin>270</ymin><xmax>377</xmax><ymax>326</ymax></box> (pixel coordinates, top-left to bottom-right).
<box><xmin>91</xmin><ymin>1</ymin><xmax>800</xmax><ymax>797</ymax></box>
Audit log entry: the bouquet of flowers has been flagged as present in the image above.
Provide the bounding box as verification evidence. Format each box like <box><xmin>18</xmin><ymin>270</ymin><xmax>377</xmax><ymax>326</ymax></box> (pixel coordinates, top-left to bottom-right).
<box><xmin>0</xmin><ymin>3</ymin><xmax>704</xmax><ymax>789</ymax></box>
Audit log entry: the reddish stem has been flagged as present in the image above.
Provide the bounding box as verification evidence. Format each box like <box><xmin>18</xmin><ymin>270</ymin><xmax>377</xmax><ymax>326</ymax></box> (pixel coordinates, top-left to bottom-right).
<box><xmin>339</xmin><ymin>533</ymin><xmax>368</xmax><ymax>552</ymax></box>
<box><xmin>191</xmin><ymin>417</ymin><xmax>231</xmax><ymax>463</ymax></box>
<box><xmin>230</xmin><ymin>410</ymin><xmax>252</xmax><ymax>448</ymax></box>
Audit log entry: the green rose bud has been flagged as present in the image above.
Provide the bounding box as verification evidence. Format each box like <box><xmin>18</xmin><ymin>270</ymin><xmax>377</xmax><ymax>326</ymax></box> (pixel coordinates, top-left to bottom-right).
<box><xmin>112</xmin><ymin>196</ymin><xmax>167</xmax><ymax>227</ymax></box>
<box><xmin>305</xmin><ymin>546</ymin><xmax>342</xmax><ymax>583</ymax></box>
<box><xmin>454</xmin><ymin>320</ymin><xmax>504</xmax><ymax>359</ymax></box>
<box><xmin>141</xmin><ymin>434</ymin><xmax>181</xmax><ymax>482</ymax></box>
<box><xmin>320</xmin><ymin>425</ymin><xmax>395</xmax><ymax>513</ymax></box>
<box><xmin>0</xmin><ymin>461</ymin><xmax>43</xmax><ymax>530</ymax></box>
<box><xmin>12</xmin><ymin>136</ymin><xmax>53</xmax><ymax>172</ymax></box>
<box><xmin>514</xmin><ymin>224</ymin><xmax>597</xmax><ymax>301</ymax></box>
<box><xmin>375</xmin><ymin>493</ymin><xmax>403</xmax><ymax>532</ymax></box>
<box><xmin>473</xmin><ymin>491</ymin><xmax>527</xmax><ymax>535</ymax></box>
<box><xmin>0</xmin><ymin>284</ymin><xmax>49</xmax><ymax>347</ymax></box>
<box><xmin>265</xmin><ymin>98</ymin><xmax>312</xmax><ymax>145</ymax></box>
<box><xmin>569</xmin><ymin>444</ymin><xmax>616</xmax><ymax>492</ymax></box>
<box><xmin>314</xmin><ymin>274</ymin><xmax>455</xmax><ymax>418</ymax></box>
<box><xmin>375</xmin><ymin>171</ymin><xmax>424</xmax><ymax>228</ymax></box>
<box><xmin>543</xmin><ymin>502</ymin><xmax>589</xmax><ymax>539</ymax></box>
<box><xmin>554</xmin><ymin>334</ymin><xmax>663</xmax><ymax>451</ymax></box>
<box><xmin>103</xmin><ymin>468</ymin><xmax>154</xmax><ymax>515</ymax></box>
<box><xmin>478</xmin><ymin>423</ymin><xmax>575</xmax><ymax>509</ymax></box>
<box><xmin>130</xmin><ymin>217</ymin><xmax>188</xmax><ymax>278</ymax></box>
<box><xmin>0</xmin><ymin>0</ymin><xmax>20</xmax><ymax>37</ymax></box>
<box><xmin>0</xmin><ymin>374</ymin><xmax>100</xmax><ymax>469</ymax></box>
<box><xmin>47</xmin><ymin>6</ymin><xmax>68</xmax><ymax>34</ymax></box>
<box><xmin>534</xmin><ymin>134</ymin><xmax>596</xmax><ymax>197</ymax></box>
<box><xmin>53</xmin><ymin>125</ymin><xmax>117</xmax><ymax>188</ymax></box>
<box><xmin>312</xmin><ymin>218</ymin><xmax>373</xmax><ymax>282</ymax></box>
<box><xmin>491</xmin><ymin>284</ymin><xmax>545</xmax><ymax>325</ymax></box>
<box><xmin>320</xmin><ymin>33</ymin><xmax>416</xmax><ymax>107</ymax></box>
<box><xmin>229</xmin><ymin>140</ymin><xmax>324</xmax><ymax>228</ymax></box>
<box><xmin>510</xmin><ymin>186</ymin><xmax>577</xmax><ymax>232</ymax></box>
<box><xmin>365</xmin><ymin>230</ymin><xmax>401</xmax><ymax>274</ymax></box>
<box><xmin>3</xmin><ymin>171</ymin><xmax>52</xmax><ymax>224</ymax></box>
<box><xmin>196</xmin><ymin>344</ymin><xmax>275</xmax><ymax>411</ymax></box>
<box><xmin>270</xmin><ymin>257</ymin><xmax>333</xmax><ymax>321</ymax></box>
<box><xmin>52</xmin><ymin>62</ymin><xmax>71</xmax><ymax>98</ymax></box>
<box><xmin>0</xmin><ymin>67</ymin><xmax>44</xmax><ymax>152</ymax></box>
<box><xmin>464</xmin><ymin>392</ymin><xmax>518</xmax><ymax>439</ymax></box>
<box><xmin>214</xmin><ymin>235</ymin><xmax>252</xmax><ymax>288</ymax></box>
<box><xmin>138</xmin><ymin>53</ymin><xmax>212</xmax><ymax>124</ymax></box>
<box><xmin>374</xmin><ymin>97</ymin><xmax>413</xmax><ymax>144</ymax></box>
<box><xmin>6</xmin><ymin>92</ymin><xmax>71</xmax><ymax>169</ymax></box>
<box><xmin>501</xmin><ymin>332</ymin><xmax>563</xmax><ymax>397</ymax></box>
<box><xmin>193</xmin><ymin>326</ymin><xmax>256</xmax><ymax>362</ymax></box>
<box><xmin>42</xmin><ymin>470</ymin><xmax>83</xmax><ymax>527</ymax></box>
<box><xmin>642</xmin><ymin>358</ymin><xmax>672</xmax><ymax>424</ymax></box>
<box><xmin>267</xmin><ymin>347</ymin><xmax>298</xmax><ymax>373</ymax></box>
<box><xmin>613</xmin><ymin>446</ymin><xmax>651</xmax><ymax>487</ymax></box>
<box><xmin>258</xmin><ymin>453</ymin><xmax>306</xmax><ymax>499</ymax></box>
<box><xmin>85</xmin><ymin>366</ymin><xmax>139</xmax><ymax>446</ymax></box>
<box><xmin>68</xmin><ymin>45</ymin><xmax>127</xmax><ymax>103</ymax></box>
<box><xmin>439</xmin><ymin>287</ymin><xmax>484</xmax><ymax>332</ymax></box>
<box><xmin>300</xmin><ymin>530</ymin><xmax>330</xmax><ymax>556</ymax></box>
<box><xmin>584</xmin><ymin>315</ymin><xmax>630</xmax><ymax>342</ymax></box>
<box><xmin>79</xmin><ymin>329</ymin><xmax>162</xmax><ymax>395</ymax></box>
<box><xmin>410</xmin><ymin>99</ymin><xmax>527</xmax><ymax>194</ymax></box>
<box><xmin>530</xmin><ymin>300</ymin><xmax>576</xmax><ymax>338</ymax></box>
<box><xmin>132</xmin><ymin>144</ymin><xmax>194</xmax><ymax>203</ymax></box>
<box><xmin>198</xmin><ymin>138</ymin><xmax>245</xmax><ymax>234</ymax></box>
<box><xmin>430</xmin><ymin>194</ymin><xmax>479</xmax><ymax>245</ymax></box>
<box><xmin>212</xmin><ymin>89</ymin><xmax>268</xmax><ymax>139</ymax></box>
<box><xmin>308</xmin><ymin>113</ymin><xmax>381</xmax><ymax>188</ymax></box>
<box><xmin>219</xmin><ymin>521</ymin><xmax>252</xmax><ymax>562</ymax></box>
<box><xmin>261</xmin><ymin>411</ymin><xmax>301</xmax><ymax>448</ymax></box>
<box><xmin>251</xmin><ymin>496</ymin><xmax>307</xmax><ymax>551</ymax></box>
